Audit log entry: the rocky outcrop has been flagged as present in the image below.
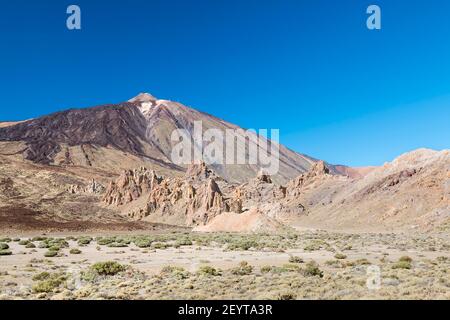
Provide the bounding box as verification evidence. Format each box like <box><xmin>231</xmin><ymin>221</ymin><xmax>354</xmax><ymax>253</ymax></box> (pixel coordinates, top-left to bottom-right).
<box><xmin>101</xmin><ymin>161</ymin><xmax>303</xmax><ymax>226</ymax></box>
<box><xmin>360</xmin><ymin>168</ymin><xmax>418</xmax><ymax>196</ymax></box>
<box><xmin>235</xmin><ymin>173</ymin><xmax>286</xmax><ymax>207</ymax></box>
<box><xmin>228</xmin><ymin>196</ymin><xmax>243</xmax><ymax>214</ymax></box>
<box><xmin>185</xmin><ymin>161</ymin><xmax>220</xmax><ymax>182</ymax></box>
<box><xmin>129</xmin><ymin>176</ymin><xmax>231</xmax><ymax>225</ymax></box>
<box><xmin>204</xmin><ymin>179</ymin><xmax>228</xmax><ymax>212</ymax></box>
<box><xmin>255</xmin><ymin>171</ymin><xmax>272</xmax><ymax>184</ymax></box>
<box><xmin>0</xmin><ymin>177</ymin><xmax>20</xmax><ymax>198</ymax></box>
<box><xmin>286</xmin><ymin>161</ymin><xmax>331</xmax><ymax>196</ymax></box>
<box><xmin>100</xmin><ymin>160</ymin><xmax>343</xmax><ymax>228</ymax></box>
<box><xmin>67</xmin><ymin>179</ymin><xmax>105</xmax><ymax>195</ymax></box>
<box><xmin>102</xmin><ymin>163</ymin><xmax>232</xmax><ymax>225</ymax></box>
<box><xmin>102</xmin><ymin>167</ymin><xmax>161</xmax><ymax>205</ymax></box>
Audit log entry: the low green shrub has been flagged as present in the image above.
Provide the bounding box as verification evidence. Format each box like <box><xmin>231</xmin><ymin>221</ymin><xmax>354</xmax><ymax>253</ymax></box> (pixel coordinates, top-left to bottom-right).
<box><xmin>69</xmin><ymin>248</ymin><xmax>82</xmax><ymax>254</ymax></box>
<box><xmin>280</xmin><ymin>263</ymin><xmax>301</xmax><ymax>272</ymax></box>
<box><xmin>301</xmin><ymin>262</ymin><xmax>324</xmax><ymax>277</ymax></box>
<box><xmin>303</xmin><ymin>240</ymin><xmax>329</xmax><ymax>252</ymax></box>
<box><xmin>230</xmin><ymin>261</ymin><xmax>253</xmax><ymax>275</ymax></box>
<box><xmin>96</xmin><ymin>237</ymin><xmax>116</xmax><ymax>246</ymax></box>
<box><xmin>38</xmin><ymin>238</ymin><xmax>69</xmax><ymax>249</ymax></box>
<box><xmin>44</xmin><ymin>250</ymin><xmax>58</xmax><ymax>257</ymax></box>
<box><xmin>38</xmin><ymin>242</ymin><xmax>48</xmax><ymax>249</ymax></box>
<box><xmin>392</xmin><ymin>261</ymin><xmax>411</xmax><ymax>269</ymax></box>
<box><xmin>197</xmin><ymin>266</ymin><xmax>221</xmax><ymax>276</ymax></box>
<box><xmin>152</xmin><ymin>242</ymin><xmax>169</xmax><ymax>250</ymax></box>
<box><xmin>117</xmin><ymin>238</ymin><xmax>132</xmax><ymax>245</ymax></box>
<box><xmin>90</xmin><ymin>261</ymin><xmax>126</xmax><ymax>276</ymax></box>
<box><xmin>32</xmin><ymin>272</ymin><xmax>51</xmax><ymax>281</ymax></box>
<box><xmin>161</xmin><ymin>265</ymin><xmax>190</xmax><ymax>279</ymax></box>
<box><xmin>334</xmin><ymin>253</ymin><xmax>347</xmax><ymax>260</ymax></box>
<box><xmin>0</xmin><ymin>243</ymin><xmax>9</xmax><ymax>250</ymax></box>
<box><xmin>355</xmin><ymin>258</ymin><xmax>370</xmax><ymax>265</ymax></box>
<box><xmin>227</xmin><ymin>240</ymin><xmax>258</xmax><ymax>251</ymax></box>
<box><xmin>175</xmin><ymin>238</ymin><xmax>193</xmax><ymax>247</ymax></box>
<box><xmin>31</xmin><ymin>236</ymin><xmax>47</xmax><ymax>242</ymax></box>
<box><xmin>288</xmin><ymin>256</ymin><xmax>304</xmax><ymax>263</ymax></box>
<box><xmin>32</xmin><ymin>273</ymin><xmax>67</xmax><ymax>293</ymax></box>
<box><xmin>325</xmin><ymin>260</ymin><xmax>344</xmax><ymax>267</ymax></box>
<box><xmin>260</xmin><ymin>265</ymin><xmax>273</xmax><ymax>273</ymax></box>
<box><xmin>0</xmin><ymin>250</ymin><xmax>12</xmax><ymax>256</ymax></box>
<box><xmin>26</xmin><ymin>243</ymin><xmax>36</xmax><ymax>248</ymax></box>
<box><xmin>134</xmin><ymin>239</ymin><xmax>152</xmax><ymax>248</ymax></box>
<box><xmin>264</xmin><ymin>264</ymin><xmax>299</xmax><ymax>274</ymax></box>
<box><xmin>53</xmin><ymin>239</ymin><xmax>69</xmax><ymax>248</ymax></box>
<box><xmin>77</xmin><ymin>237</ymin><xmax>92</xmax><ymax>246</ymax></box>
<box><xmin>399</xmin><ymin>256</ymin><xmax>413</xmax><ymax>263</ymax></box>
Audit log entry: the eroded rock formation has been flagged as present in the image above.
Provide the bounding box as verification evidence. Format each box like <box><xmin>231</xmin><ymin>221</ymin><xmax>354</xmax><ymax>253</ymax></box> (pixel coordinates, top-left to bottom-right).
<box><xmin>67</xmin><ymin>179</ymin><xmax>105</xmax><ymax>195</ymax></box>
<box><xmin>102</xmin><ymin>163</ymin><xmax>234</xmax><ymax>225</ymax></box>
<box><xmin>100</xmin><ymin>161</ymin><xmax>330</xmax><ymax>227</ymax></box>
<box><xmin>102</xmin><ymin>167</ymin><xmax>161</xmax><ymax>205</ymax></box>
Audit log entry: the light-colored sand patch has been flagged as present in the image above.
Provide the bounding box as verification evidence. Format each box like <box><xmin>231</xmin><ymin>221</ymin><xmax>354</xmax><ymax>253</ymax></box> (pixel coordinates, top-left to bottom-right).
<box><xmin>193</xmin><ymin>208</ymin><xmax>284</xmax><ymax>233</ymax></box>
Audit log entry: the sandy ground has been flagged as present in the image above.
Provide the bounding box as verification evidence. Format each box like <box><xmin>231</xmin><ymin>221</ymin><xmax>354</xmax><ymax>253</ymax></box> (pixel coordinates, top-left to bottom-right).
<box><xmin>1</xmin><ymin>239</ymin><xmax>447</xmax><ymax>275</ymax></box>
<box><xmin>0</xmin><ymin>231</ymin><xmax>449</xmax><ymax>300</ymax></box>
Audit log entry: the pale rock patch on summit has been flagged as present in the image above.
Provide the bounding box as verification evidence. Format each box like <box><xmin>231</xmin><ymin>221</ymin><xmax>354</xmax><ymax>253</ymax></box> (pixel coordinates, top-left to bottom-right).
<box><xmin>128</xmin><ymin>92</ymin><xmax>157</xmax><ymax>104</ymax></box>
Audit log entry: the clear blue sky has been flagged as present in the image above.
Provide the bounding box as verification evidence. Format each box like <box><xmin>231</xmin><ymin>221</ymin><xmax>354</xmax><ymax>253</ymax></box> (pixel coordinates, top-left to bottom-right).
<box><xmin>1</xmin><ymin>0</ymin><xmax>449</xmax><ymax>166</ymax></box>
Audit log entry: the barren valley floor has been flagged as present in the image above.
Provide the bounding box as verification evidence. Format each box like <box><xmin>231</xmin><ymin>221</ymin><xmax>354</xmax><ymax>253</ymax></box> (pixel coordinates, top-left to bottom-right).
<box><xmin>0</xmin><ymin>229</ymin><xmax>449</xmax><ymax>300</ymax></box>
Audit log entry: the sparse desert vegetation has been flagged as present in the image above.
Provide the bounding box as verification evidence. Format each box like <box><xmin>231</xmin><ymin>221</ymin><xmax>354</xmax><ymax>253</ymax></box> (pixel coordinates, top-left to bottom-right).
<box><xmin>0</xmin><ymin>230</ymin><xmax>448</xmax><ymax>300</ymax></box>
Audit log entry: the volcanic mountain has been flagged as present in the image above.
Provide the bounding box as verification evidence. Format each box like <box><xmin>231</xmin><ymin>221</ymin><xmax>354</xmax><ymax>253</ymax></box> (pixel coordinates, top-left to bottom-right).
<box><xmin>0</xmin><ymin>93</ymin><xmax>320</xmax><ymax>184</ymax></box>
<box><xmin>1</xmin><ymin>93</ymin><xmax>447</xmax><ymax>233</ymax></box>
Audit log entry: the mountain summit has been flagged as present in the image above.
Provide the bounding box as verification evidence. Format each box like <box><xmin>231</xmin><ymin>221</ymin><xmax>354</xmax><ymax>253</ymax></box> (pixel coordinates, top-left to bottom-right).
<box><xmin>128</xmin><ymin>92</ymin><xmax>157</xmax><ymax>103</ymax></box>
